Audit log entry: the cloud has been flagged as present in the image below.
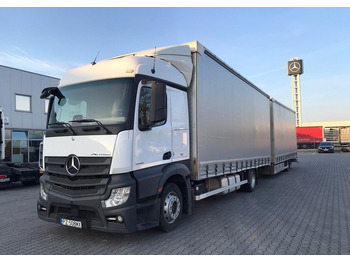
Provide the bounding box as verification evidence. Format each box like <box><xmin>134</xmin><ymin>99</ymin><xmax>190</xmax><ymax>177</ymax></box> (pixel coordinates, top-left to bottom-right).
<box><xmin>0</xmin><ymin>49</ymin><xmax>66</xmax><ymax>78</ymax></box>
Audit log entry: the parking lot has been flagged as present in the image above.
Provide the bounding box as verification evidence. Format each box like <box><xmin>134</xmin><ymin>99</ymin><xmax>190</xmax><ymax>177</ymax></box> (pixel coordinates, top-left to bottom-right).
<box><xmin>1</xmin><ymin>151</ymin><xmax>350</xmax><ymax>255</ymax></box>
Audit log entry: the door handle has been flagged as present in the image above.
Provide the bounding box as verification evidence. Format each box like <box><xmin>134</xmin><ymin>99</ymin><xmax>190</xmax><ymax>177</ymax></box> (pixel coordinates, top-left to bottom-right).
<box><xmin>163</xmin><ymin>151</ymin><xmax>172</xmax><ymax>160</ymax></box>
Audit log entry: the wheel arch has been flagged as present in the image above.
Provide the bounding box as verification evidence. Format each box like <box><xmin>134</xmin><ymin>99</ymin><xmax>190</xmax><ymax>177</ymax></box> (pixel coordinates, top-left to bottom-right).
<box><xmin>158</xmin><ymin>162</ymin><xmax>192</xmax><ymax>215</ymax></box>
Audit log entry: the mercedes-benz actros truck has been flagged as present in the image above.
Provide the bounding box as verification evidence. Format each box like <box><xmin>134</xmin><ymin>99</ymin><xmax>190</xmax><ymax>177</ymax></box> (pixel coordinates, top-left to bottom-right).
<box><xmin>37</xmin><ymin>41</ymin><xmax>297</xmax><ymax>233</ymax></box>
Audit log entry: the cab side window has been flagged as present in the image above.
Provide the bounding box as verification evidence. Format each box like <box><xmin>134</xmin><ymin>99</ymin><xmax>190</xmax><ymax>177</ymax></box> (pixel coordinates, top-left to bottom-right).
<box><xmin>139</xmin><ymin>86</ymin><xmax>151</xmax><ymax>128</ymax></box>
<box><xmin>138</xmin><ymin>86</ymin><xmax>166</xmax><ymax>130</ymax></box>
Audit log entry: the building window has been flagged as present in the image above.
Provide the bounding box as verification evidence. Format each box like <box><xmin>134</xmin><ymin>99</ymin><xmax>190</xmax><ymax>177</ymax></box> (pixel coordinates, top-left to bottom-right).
<box><xmin>29</xmin><ymin>130</ymin><xmax>43</xmax><ymax>162</ymax></box>
<box><xmin>15</xmin><ymin>94</ymin><xmax>31</xmax><ymax>112</ymax></box>
<box><xmin>12</xmin><ymin>131</ymin><xmax>28</xmax><ymax>163</ymax></box>
<box><xmin>8</xmin><ymin>130</ymin><xmax>44</xmax><ymax>163</ymax></box>
<box><xmin>4</xmin><ymin>141</ymin><xmax>12</xmax><ymax>162</ymax></box>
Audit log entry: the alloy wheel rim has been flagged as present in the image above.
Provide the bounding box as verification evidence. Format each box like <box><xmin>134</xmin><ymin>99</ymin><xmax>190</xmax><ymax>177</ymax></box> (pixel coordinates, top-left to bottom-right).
<box><xmin>163</xmin><ymin>191</ymin><xmax>181</xmax><ymax>224</ymax></box>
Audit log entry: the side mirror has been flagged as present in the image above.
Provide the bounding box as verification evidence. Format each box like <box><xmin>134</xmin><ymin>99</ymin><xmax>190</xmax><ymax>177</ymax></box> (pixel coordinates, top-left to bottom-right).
<box><xmin>150</xmin><ymin>83</ymin><xmax>167</xmax><ymax>124</ymax></box>
<box><xmin>40</xmin><ymin>87</ymin><xmax>66</xmax><ymax>106</ymax></box>
<box><xmin>40</xmin><ymin>87</ymin><xmax>58</xmax><ymax>99</ymax></box>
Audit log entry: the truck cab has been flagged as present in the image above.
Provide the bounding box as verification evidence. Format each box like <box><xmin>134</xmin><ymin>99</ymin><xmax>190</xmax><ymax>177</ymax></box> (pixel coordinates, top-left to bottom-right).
<box><xmin>38</xmin><ymin>45</ymin><xmax>192</xmax><ymax>232</ymax></box>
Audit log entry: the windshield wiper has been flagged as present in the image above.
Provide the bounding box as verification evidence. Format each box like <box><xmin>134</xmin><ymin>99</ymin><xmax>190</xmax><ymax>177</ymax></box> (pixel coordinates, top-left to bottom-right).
<box><xmin>69</xmin><ymin>119</ymin><xmax>112</xmax><ymax>134</ymax></box>
<box><xmin>48</xmin><ymin>122</ymin><xmax>77</xmax><ymax>135</ymax></box>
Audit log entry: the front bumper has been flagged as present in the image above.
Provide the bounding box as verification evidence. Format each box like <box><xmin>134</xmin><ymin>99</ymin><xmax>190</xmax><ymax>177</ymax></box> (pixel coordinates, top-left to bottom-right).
<box><xmin>318</xmin><ymin>148</ymin><xmax>334</xmax><ymax>153</ymax></box>
<box><xmin>37</xmin><ymin>173</ymin><xmax>159</xmax><ymax>233</ymax></box>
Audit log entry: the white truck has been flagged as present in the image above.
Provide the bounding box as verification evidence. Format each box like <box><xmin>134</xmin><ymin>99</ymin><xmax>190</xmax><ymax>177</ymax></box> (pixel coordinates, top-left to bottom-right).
<box><xmin>37</xmin><ymin>41</ymin><xmax>297</xmax><ymax>233</ymax></box>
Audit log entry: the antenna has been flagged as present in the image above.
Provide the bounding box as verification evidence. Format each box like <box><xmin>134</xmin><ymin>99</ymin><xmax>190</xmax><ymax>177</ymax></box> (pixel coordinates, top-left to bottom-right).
<box><xmin>151</xmin><ymin>47</ymin><xmax>156</xmax><ymax>74</ymax></box>
<box><xmin>91</xmin><ymin>50</ymin><xmax>100</xmax><ymax>65</ymax></box>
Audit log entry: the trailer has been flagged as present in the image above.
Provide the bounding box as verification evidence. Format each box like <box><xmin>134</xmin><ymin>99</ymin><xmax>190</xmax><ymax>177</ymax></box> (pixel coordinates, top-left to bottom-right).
<box><xmin>296</xmin><ymin>126</ymin><xmax>323</xmax><ymax>149</ymax></box>
<box><xmin>261</xmin><ymin>99</ymin><xmax>297</xmax><ymax>174</ymax></box>
<box><xmin>37</xmin><ymin>41</ymin><xmax>297</xmax><ymax>233</ymax></box>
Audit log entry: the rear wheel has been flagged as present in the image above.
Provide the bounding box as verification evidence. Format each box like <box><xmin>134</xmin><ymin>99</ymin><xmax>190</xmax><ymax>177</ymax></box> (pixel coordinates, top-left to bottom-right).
<box><xmin>159</xmin><ymin>183</ymin><xmax>183</xmax><ymax>232</ymax></box>
<box><xmin>284</xmin><ymin>161</ymin><xmax>291</xmax><ymax>172</ymax></box>
<box><xmin>242</xmin><ymin>169</ymin><xmax>257</xmax><ymax>192</ymax></box>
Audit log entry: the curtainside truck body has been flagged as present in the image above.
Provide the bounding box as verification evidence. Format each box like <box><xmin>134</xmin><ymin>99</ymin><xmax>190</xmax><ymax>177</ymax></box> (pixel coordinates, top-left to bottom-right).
<box><xmin>37</xmin><ymin>41</ymin><xmax>297</xmax><ymax>233</ymax></box>
<box><xmin>261</xmin><ymin>99</ymin><xmax>297</xmax><ymax>175</ymax></box>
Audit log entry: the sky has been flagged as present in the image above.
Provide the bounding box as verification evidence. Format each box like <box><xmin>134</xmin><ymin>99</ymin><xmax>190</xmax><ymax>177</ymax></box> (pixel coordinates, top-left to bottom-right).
<box><xmin>0</xmin><ymin>3</ymin><xmax>350</xmax><ymax>123</ymax></box>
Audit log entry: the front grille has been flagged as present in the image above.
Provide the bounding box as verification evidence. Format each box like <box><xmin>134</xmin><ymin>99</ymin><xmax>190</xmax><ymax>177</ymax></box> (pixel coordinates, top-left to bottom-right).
<box><xmin>45</xmin><ymin>156</ymin><xmax>112</xmax><ymax>197</ymax></box>
<box><xmin>45</xmin><ymin>157</ymin><xmax>111</xmax><ymax>176</ymax></box>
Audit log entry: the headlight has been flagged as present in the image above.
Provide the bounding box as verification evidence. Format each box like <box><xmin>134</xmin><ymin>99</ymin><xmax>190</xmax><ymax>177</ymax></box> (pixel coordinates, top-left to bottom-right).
<box><xmin>103</xmin><ymin>187</ymin><xmax>130</xmax><ymax>208</ymax></box>
<box><xmin>40</xmin><ymin>183</ymin><xmax>48</xmax><ymax>201</ymax></box>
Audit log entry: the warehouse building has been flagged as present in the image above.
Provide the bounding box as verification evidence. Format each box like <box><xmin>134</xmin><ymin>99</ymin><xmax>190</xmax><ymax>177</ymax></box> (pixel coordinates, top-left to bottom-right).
<box><xmin>0</xmin><ymin>65</ymin><xmax>59</xmax><ymax>163</ymax></box>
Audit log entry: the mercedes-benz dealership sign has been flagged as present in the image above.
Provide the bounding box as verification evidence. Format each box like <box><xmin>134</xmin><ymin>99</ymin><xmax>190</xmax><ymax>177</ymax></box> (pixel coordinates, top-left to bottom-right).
<box><xmin>287</xmin><ymin>59</ymin><xmax>303</xmax><ymax>75</ymax></box>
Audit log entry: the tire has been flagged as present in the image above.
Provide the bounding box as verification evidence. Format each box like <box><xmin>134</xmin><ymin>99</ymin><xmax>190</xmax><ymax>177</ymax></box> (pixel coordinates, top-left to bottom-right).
<box><xmin>284</xmin><ymin>161</ymin><xmax>291</xmax><ymax>172</ymax></box>
<box><xmin>159</xmin><ymin>183</ymin><xmax>183</xmax><ymax>232</ymax></box>
<box><xmin>242</xmin><ymin>169</ymin><xmax>257</xmax><ymax>192</ymax></box>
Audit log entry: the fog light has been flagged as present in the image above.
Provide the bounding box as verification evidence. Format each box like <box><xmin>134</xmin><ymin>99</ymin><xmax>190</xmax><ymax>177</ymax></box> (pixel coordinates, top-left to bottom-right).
<box><xmin>106</xmin><ymin>216</ymin><xmax>124</xmax><ymax>223</ymax></box>
<box><xmin>103</xmin><ymin>186</ymin><xmax>130</xmax><ymax>208</ymax></box>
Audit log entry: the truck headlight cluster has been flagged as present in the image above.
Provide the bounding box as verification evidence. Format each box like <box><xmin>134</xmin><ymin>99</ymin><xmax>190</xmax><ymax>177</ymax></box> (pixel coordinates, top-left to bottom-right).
<box><xmin>104</xmin><ymin>187</ymin><xmax>130</xmax><ymax>208</ymax></box>
<box><xmin>40</xmin><ymin>183</ymin><xmax>48</xmax><ymax>201</ymax></box>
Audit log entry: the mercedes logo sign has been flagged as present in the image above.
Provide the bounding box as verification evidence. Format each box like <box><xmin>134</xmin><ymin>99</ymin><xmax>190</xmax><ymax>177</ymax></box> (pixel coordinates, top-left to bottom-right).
<box><xmin>289</xmin><ymin>61</ymin><xmax>301</xmax><ymax>73</ymax></box>
<box><xmin>65</xmin><ymin>155</ymin><xmax>81</xmax><ymax>176</ymax></box>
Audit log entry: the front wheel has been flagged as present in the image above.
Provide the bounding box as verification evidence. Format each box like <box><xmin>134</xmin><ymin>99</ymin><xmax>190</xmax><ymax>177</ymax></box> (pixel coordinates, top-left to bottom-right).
<box><xmin>159</xmin><ymin>183</ymin><xmax>183</xmax><ymax>232</ymax></box>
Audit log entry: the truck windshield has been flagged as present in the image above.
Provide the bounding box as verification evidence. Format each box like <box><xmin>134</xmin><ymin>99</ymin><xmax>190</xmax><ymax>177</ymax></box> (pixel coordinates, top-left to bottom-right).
<box><xmin>48</xmin><ymin>78</ymin><xmax>133</xmax><ymax>126</ymax></box>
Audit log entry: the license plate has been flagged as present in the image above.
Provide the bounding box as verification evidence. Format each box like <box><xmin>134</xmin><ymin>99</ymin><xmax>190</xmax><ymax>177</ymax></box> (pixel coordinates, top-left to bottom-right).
<box><xmin>0</xmin><ymin>178</ymin><xmax>10</xmax><ymax>183</ymax></box>
<box><xmin>324</xmin><ymin>149</ymin><xmax>328</xmax><ymax>151</ymax></box>
<box><xmin>60</xmin><ymin>218</ymin><xmax>82</xmax><ymax>229</ymax></box>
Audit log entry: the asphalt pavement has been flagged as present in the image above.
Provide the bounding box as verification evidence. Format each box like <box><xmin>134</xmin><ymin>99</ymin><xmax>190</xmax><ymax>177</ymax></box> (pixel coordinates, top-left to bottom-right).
<box><xmin>1</xmin><ymin>151</ymin><xmax>350</xmax><ymax>255</ymax></box>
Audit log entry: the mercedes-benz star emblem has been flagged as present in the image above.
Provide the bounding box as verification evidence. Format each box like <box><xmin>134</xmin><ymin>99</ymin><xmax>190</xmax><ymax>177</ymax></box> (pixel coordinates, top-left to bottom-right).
<box><xmin>65</xmin><ymin>155</ymin><xmax>81</xmax><ymax>176</ymax></box>
<box><xmin>289</xmin><ymin>62</ymin><xmax>301</xmax><ymax>72</ymax></box>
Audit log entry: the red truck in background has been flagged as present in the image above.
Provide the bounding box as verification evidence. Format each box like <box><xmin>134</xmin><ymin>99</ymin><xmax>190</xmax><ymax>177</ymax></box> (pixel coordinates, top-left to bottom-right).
<box><xmin>296</xmin><ymin>126</ymin><xmax>323</xmax><ymax>149</ymax></box>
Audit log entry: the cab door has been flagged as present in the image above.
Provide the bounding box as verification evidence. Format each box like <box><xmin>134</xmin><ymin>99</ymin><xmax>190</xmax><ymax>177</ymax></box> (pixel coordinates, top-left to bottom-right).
<box><xmin>133</xmin><ymin>81</ymin><xmax>172</xmax><ymax>171</ymax></box>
